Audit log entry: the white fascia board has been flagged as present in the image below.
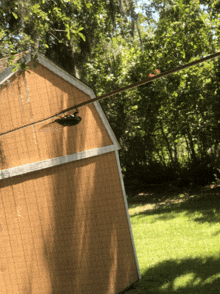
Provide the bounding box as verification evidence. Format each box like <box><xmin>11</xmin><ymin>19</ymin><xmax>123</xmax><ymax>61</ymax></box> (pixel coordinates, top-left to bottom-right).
<box><xmin>0</xmin><ymin>67</ymin><xmax>15</xmax><ymax>85</ymax></box>
<box><xmin>0</xmin><ymin>145</ymin><xmax>118</xmax><ymax>180</ymax></box>
<box><xmin>37</xmin><ymin>55</ymin><xmax>93</xmax><ymax>97</ymax></box>
<box><xmin>114</xmin><ymin>150</ymin><xmax>141</xmax><ymax>279</ymax></box>
<box><xmin>92</xmin><ymin>99</ymin><xmax>121</xmax><ymax>150</ymax></box>
<box><xmin>0</xmin><ymin>52</ymin><xmax>31</xmax><ymax>85</ymax></box>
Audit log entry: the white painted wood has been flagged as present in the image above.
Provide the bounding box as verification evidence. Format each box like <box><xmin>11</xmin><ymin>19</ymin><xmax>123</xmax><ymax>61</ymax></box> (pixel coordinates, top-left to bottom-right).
<box><xmin>115</xmin><ymin>150</ymin><xmax>141</xmax><ymax>279</ymax></box>
<box><xmin>0</xmin><ymin>145</ymin><xmax>119</xmax><ymax>180</ymax></box>
<box><xmin>37</xmin><ymin>55</ymin><xmax>93</xmax><ymax>96</ymax></box>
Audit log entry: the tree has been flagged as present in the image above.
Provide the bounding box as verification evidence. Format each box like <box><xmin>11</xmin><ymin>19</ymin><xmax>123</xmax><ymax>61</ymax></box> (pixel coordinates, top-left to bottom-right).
<box><xmin>93</xmin><ymin>0</ymin><xmax>220</xmax><ymax>185</ymax></box>
<box><xmin>0</xmin><ymin>0</ymin><xmax>140</xmax><ymax>76</ymax></box>
<box><xmin>2</xmin><ymin>0</ymin><xmax>220</xmax><ymax>185</ymax></box>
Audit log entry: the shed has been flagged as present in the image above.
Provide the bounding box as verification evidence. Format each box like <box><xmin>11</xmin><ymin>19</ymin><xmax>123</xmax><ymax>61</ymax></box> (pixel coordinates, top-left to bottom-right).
<box><xmin>0</xmin><ymin>53</ymin><xmax>140</xmax><ymax>294</ymax></box>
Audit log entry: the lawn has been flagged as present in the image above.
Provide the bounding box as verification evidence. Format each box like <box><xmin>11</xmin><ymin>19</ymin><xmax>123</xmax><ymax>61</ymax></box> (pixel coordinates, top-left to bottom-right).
<box><xmin>125</xmin><ymin>185</ymin><xmax>220</xmax><ymax>294</ymax></box>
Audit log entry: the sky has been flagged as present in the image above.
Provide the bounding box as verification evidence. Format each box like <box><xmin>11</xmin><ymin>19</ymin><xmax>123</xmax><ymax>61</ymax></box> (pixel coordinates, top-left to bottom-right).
<box><xmin>135</xmin><ymin>0</ymin><xmax>159</xmax><ymax>20</ymax></box>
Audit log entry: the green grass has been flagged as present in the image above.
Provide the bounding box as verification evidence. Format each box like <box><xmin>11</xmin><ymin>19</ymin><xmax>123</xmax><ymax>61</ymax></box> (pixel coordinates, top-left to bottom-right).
<box><xmin>126</xmin><ymin>186</ymin><xmax>220</xmax><ymax>294</ymax></box>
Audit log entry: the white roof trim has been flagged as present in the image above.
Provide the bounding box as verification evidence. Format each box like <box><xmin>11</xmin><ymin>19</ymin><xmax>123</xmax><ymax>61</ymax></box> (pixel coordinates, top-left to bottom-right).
<box><xmin>37</xmin><ymin>55</ymin><xmax>93</xmax><ymax>96</ymax></box>
<box><xmin>93</xmin><ymin>101</ymin><xmax>121</xmax><ymax>150</ymax></box>
<box><xmin>0</xmin><ymin>67</ymin><xmax>17</xmax><ymax>85</ymax></box>
<box><xmin>0</xmin><ymin>53</ymin><xmax>31</xmax><ymax>85</ymax></box>
<box><xmin>0</xmin><ymin>144</ymin><xmax>118</xmax><ymax>180</ymax></box>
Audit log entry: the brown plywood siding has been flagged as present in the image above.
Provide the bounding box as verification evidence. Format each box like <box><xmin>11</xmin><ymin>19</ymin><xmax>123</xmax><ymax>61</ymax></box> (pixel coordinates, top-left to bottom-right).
<box><xmin>0</xmin><ymin>64</ymin><xmax>113</xmax><ymax>169</ymax></box>
<box><xmin>0</xmin><ymin>152</ymin><xmax>139</xmax><ymax>294</ymax></box>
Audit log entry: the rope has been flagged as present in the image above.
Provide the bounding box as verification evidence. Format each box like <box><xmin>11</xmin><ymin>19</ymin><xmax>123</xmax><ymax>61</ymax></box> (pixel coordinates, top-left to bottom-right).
<box><xmin>0</xmin><ymin>51</ymin><xmax>220</xmax><ymax>137</ymax></box>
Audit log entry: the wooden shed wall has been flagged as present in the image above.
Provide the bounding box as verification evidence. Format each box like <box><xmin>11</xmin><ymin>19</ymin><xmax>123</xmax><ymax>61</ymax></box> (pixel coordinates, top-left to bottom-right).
<box><xmin>0</xmin><ymin>152</ymin><xmax>138</xmax><ymax>294</ymax></box>
<box><xmin>0</xmin><ymin>64</ymin><xmax>113</xmax><ymax>169</ymax></box>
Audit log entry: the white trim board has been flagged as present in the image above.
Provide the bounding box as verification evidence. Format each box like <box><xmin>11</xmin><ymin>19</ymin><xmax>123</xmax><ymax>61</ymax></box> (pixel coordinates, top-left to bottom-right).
<box><xmin>93</xmin><ymin>101</ymin><xmax>120</xmax><ymax>150</ymax></box>
<box><xmin>0</xmin><ymin>145</ymin><xmax>118</xmax><ymax>180</ymax></box>
<box><xmin>37</xmin><ymin>55</ymin><xmax>93</xmax><ymax>97</ymax></box>
<box><xmin>115</xmin><ymin>150</ymin><xmax>141</xmax><ymax>280</ymax></box>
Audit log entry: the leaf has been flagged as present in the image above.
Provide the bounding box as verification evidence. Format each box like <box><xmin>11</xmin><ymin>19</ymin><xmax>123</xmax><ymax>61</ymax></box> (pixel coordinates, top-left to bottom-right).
<box><xmin>178</xmin><ymin>0</ymin><xmax>183</xmax><ymax>11</ymax></box>
<box><xmin>12</xmin><ymin>65</ymin><xmax>18</xmax><ymax>72</ymax></box>
<box><xmin>12</xmin><ymin>12</ymin><xmax>18</xmax><ymax>19</ymax></box>
<box><xmin>78</xmin><ymin>32</ymin><xmax>85</xmax><ymax>41</ymax></box>
<box><xmin>66</xmin><ymin>25</ymin><xmax>70</xmax><ymax>40</ymax></box>
<box><xmin>86</xmin><ymin>2</ymin><xmax>92</xmax><ymax>9</ymax></box>
<box><xmin>67</xmin><ymin>30</ymin><xmax>70</xmax><ymax>40</ymax></box>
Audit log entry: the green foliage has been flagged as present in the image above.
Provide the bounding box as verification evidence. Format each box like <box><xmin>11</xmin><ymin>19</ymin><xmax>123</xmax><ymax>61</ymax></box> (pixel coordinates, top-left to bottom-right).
<box><xmin>82</xmin><ymin>0</ymin><xmax>220</xmax><ymax>186</ymax></box>
<box><xmin>2</xmin><ymin>0</ymin><xmax>220</xmax><ymax>186</ymax></box>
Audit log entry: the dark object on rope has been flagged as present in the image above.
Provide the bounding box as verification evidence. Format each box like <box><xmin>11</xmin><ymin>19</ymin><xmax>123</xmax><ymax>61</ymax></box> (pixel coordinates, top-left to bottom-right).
<box><xmin>39</xmin><ymin>110</ymin><xmax>81</xmax><ymax>132</ymax></box>
<box><xmin>55</xmin><ymin>112</ymin><xmax>82</xmax><ymax>126</ymax></box>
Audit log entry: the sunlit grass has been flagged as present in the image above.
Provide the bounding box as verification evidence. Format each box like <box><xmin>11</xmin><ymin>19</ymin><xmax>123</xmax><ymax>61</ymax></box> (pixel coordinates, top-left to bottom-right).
<box><xmin>127</xmin><ymin>190</ymin><xmax>220</xmax><ymax>293</ymax></box>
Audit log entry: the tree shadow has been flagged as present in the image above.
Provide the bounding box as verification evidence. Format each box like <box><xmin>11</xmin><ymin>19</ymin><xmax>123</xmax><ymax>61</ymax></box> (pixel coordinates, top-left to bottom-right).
<box><xmin>0</xmin><ymin>141</ymin><xmax>6</xmax><ymax>168</ymax></box>
<box><xmin>125</xmin><ymin>186</ymin><xmax>220</xmax><ymax>293</ymax></box>
<box><xmin>127</xmin><ymin>186</ymin><xmax>220</xmax><ymax>225</ymax></box>
<box><xmin>138</xmin><ymin>256</ymin><xmax>220</xmax><ymax>294</ymax></box>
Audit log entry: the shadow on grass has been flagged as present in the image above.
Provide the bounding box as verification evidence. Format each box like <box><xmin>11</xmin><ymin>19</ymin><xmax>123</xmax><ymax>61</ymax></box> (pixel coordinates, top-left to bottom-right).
<box><xmin>138</xmin><ymin>256</ymin><xmax>220</xmax><ymax>294</ymax></box>
<box><xmin>127</xmin><ymin>186</ymin><xmax>220</xmax><ymax>225</ymax></box>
